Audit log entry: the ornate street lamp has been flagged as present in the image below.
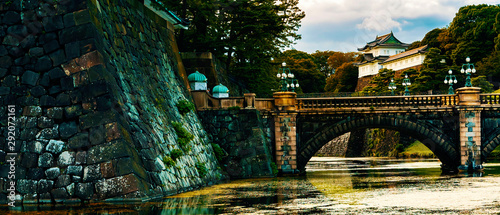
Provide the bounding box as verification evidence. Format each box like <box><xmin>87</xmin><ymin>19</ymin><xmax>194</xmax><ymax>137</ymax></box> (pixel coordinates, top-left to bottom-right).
<box><xmin>388</xmin><ymin>78</ymin><xmax>397</xmax><ymax>96</ymax></box>
<box><xmin>276</xmin><ymin>62</ymin><xmax>299</xmax><ymax>92</ymax></box>
<box><xmin>443</xmin><ymin>69</ymin><xmax>457</xmax><ymax>94</ymax></box>
<box><xmin>460</xmin><ymin>56</ymin><xmax>476</xmax><ymax>87</ymax></box>
<box><xmin>402</xmin><ymin>74</ymin><xmax>411</xmax><ymax>96</ymax></box>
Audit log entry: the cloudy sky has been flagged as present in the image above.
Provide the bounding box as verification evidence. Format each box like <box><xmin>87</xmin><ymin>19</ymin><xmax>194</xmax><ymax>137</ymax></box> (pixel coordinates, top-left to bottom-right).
<box><xmin>293</xmin><ymin>0</ymin><xmax>499</xmax><ymax>53</ymax></box>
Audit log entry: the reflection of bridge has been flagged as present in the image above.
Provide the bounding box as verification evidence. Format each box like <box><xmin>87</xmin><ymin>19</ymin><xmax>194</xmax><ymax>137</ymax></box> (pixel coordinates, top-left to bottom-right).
<box><xmin>192</xmin><ymin>88</ymin><xmax>500</xmax><ymax>173</ymax></box>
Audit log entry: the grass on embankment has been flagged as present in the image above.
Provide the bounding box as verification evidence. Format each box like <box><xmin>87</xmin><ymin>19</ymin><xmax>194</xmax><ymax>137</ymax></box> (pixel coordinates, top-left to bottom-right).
<box><xmin>398</xmin><ymin>141</ymin><xmax>436</xmax><ymax>158</ymax></box>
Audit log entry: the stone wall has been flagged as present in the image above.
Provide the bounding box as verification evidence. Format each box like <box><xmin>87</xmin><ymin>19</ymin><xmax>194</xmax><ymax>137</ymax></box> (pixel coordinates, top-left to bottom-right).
<box><xmin>198</xmin><ymin>109</ymin><xmax>275</xmax><ymax>178</ymax></box>
<box><xmin>314</xmin><ymin>133</ymin><xmax>350</xmax><ymax>157</ymax></box>
<box><xmin>0</xmin><ymin>0</ymin><xmax>223</xmax><ymax>204</ymax></box>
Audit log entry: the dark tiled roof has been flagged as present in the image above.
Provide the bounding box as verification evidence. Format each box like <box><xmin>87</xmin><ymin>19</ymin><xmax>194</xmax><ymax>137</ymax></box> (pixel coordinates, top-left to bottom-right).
<box><xmin>357</xmin><ymin>55</ymin><xmax>389</xmax><ymax>66</ymax></box>
<box><xmin>382</xmin><ymin>45</ymin><xmax>428</xmax><ymax>64</ymax></box>
<box><xmin>358</xmin><ymin>32</ymin><xmax>409</xmax><ymax>51</ymax></box>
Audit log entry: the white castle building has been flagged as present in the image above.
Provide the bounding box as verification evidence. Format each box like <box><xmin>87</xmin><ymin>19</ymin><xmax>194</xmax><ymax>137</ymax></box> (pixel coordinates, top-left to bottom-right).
<box><xmin>357</xmin><ymin>32</ymin><xmax>428</xmax><ymax>78</ymax></box>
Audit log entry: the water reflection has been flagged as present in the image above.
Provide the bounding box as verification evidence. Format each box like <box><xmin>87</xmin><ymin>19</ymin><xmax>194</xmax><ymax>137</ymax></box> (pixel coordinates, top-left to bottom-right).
<box><xmin>3</xmin><ymin>158</ymin><xmax>500</xmax><ymax>214</ymax></box>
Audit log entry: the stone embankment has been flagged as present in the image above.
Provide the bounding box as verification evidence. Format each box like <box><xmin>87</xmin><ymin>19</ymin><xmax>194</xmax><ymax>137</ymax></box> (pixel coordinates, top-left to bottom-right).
<box><xmin>0</xmin><ymin>0</ymin><xmax>223</xmax><ymax>203</ymax></box>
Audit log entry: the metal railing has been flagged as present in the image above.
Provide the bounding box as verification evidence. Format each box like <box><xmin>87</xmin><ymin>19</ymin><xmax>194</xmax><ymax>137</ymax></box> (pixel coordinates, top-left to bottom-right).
<box><xmin>297</xmin><ymin>94</ymin><xmax>458</xmax><ymax>110</ymax></box>
<box><xmin>480</xmin><ymin>94</ymin><xmax>500</xmax><ymax>105</ymax></box>
<box><xmin>297</xmin><ymin>91</ymin><xmax>446</xmax><ymax>98</ymax></box>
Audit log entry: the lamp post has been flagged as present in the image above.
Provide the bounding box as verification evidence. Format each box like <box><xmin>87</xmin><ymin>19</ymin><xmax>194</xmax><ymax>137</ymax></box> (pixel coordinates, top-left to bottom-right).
<box><xmin>276</xmin><ymin>62</ymin><xmax>299</xmax><ymax>92</ymax></box>
<box><xmin>402</xmin><ymin>74</ymin><xmax>411</xmax><ymax>96</ymax></box>
<box><xmin>388</xmin><ymin>78</ymin><xmax>396</xmax><ymax>96</ymax></box>
<box><xmin>443</xmin><ymin>69</ymin><xmax>457</xmax><ymax>94</ymax></box>
<box><xmin>460</xmin><ymin>56</ymin><xmax>476</xmax><ymax>87</ymax></box>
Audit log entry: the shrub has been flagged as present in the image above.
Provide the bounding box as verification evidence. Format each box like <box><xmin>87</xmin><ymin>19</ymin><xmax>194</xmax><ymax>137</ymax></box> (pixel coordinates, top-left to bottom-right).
<box><xmin>211</xmin><ymin>143</ymin><xmax>226</xmax><ymax>162</ymax></box>
<box><xmin>196</xmin><ymin>162</ymin><xmax>208</xmax><ymax>178</ymax></box>
<box><xmin>162</xmin><ymin>156</ymin><xmax>175</xmax><ymax>167</ymax></box>
<box><xmin>172</xmin><ymin>121</ymin><xmax>194</xmax><ymax>151</ymax></box>
<box><xmin>228</xmin><ymin>106</ymin><xmax>240</xmax><ymax>111</ymax></box>
<box><xmin>270</xmin><ymin>162</ymin><xmax>278</xmax><ymax>176</ymax></box>
<box><xmin>176</xmin><ymin>100</ymin><xmax>195</xmax><ymax>116</ymax></box>
<box><xmin>170</xmin><ymin>149</ymin><xmax>183</xmax><ymax>161</ymax></box>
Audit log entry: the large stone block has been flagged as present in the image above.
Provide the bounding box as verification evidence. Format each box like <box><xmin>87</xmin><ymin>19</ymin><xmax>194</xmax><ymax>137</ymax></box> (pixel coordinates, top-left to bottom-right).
<box><xmin>83</xmin><ymin>164</ymin><xmax>101</xmax><ymax>182</ymax></box>
<box><xmin>38</xmin><ymin>153</ymin><xmax>54</xmax><ymax>168</ymax></box>
<box><xmin>68</xmin><ymin>132</ymin><xmax>89</xmax><ymax>149</ymax></box>
<box><xmin>94</xmin><ymin>174</ymin><xmax>142</xmax><ymax>199</ymax></box>
<box><xmin>86</xmin><ymin>140</ymin><xmax>131</xmax><ymax>164</ymax></box>
<box><xmin>45</xmin><ymin>139</ymin><xmax>65</xmax><ymax>154</ymax></box>
<box><xmin>75</xmin><ymin>183</ymin><xmax>94</xmax><ymax>200</ymax></box>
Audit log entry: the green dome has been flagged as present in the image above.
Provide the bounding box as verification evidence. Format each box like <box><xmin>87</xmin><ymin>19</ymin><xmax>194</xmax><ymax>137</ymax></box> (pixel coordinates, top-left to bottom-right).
<box><xmin>213</xmin><ymin>84</ymin><xmax>229</xmax><ymax>93</ymax></box>
<box><xmin>188</xmin><ymin>71</ymin><xmax>207</xmax><ymax>82</ymax></box>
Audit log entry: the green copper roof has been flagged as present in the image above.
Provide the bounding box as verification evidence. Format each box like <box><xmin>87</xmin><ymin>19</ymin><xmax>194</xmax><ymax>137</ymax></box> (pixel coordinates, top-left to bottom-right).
<box><xmin>213</xmin><ymin>84</ymin><xmax>229</xmax><ymax>93</ymax></box>
<box><xmin>188</xmin><ymin>71</ymin><xmax>207</xmax><ymax>82</ymax></box>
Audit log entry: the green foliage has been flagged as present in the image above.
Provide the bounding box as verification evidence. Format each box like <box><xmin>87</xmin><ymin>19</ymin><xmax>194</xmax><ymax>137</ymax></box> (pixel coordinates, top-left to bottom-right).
<box><xmin>361</xmin><ymin>68</ymin><xmax>395</xmax><ymax>94</ymax></box>
<box><xmin>171</xmin><ymin>121</ymin><xmax>194</xmax><ymax>151</ymax></box>
<box><xmin>170</xmin><ymin>149</ymin><xmax>184</xmax><ymax>161</ymax></box>
<box><xmin>211</xmin><ymin>143</ymin><xmax>227</xmax><ymax>162</ymax></box>
<box><xmin>279</xmin><ymin>50</ymin><xmax>325</xmax><ymax>93</ymax></box>
<box><xmin>160</xmin><ymin>0</ymin><xmax>304</xmax><ymax>97</ymax></box>
<box><xmin>228</xmin><ymin>106</ymin><xmax>240</xmax><ymax>111</ymax></box>
<box><xmin>325</xmin><ymin>62</ymin><xmax>359</xmax><ymax>92</ymax></box>
<box><xmin>162</xmin><ymin>156</ymin><xmax>175</xmax><ymax>167</ymax></box>
<box><xmin>395</xmin><ymin>144</ymin><xmax>405</xmax><ymax>153</ymax></box>
<box><xmin>176</xmin><ymin>100</ymin><xmax>195</xmax><ymax>116</ymax></box>
<box><xmin>270</xmin><ymin>162</ymin><xmax>278</xmax><ymax>176</ymax></box>
<box><xmin>195</xmin><ymin>162</ymin><xmax>208</xmax><ymax>178</ymax></box>
<box><xmin>472</xmin><ymin>76</ymin><xmax>494</xmax><ymax>93</ymax></box>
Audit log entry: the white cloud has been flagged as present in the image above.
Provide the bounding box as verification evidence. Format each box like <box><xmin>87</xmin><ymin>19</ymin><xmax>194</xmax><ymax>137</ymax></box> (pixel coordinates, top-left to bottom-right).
<box><xmin>294</xmin><ymin>0</ymin><xmax>497</xmax><ymax>53</ymax></box>
<box><xmin>356</xmin><ymin>14</ymin><xmax>402</xmax><ymax>32</ymax></box>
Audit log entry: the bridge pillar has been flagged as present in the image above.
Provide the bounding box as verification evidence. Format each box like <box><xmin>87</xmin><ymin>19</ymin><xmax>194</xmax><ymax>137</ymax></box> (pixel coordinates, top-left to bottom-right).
<box><xmin>457</xmin><ymin>87</ymin><xmax>482</xmax><ymax>170</ymax></box>
<box><xmin>273</xmin><ymin>92</ymin><xmax>299</xmax><ymax>174</ymax></box>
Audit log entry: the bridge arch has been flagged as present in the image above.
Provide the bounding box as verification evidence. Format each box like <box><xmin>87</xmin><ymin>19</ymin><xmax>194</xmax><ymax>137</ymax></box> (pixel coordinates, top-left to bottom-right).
<box><xmin>482</xmin><ymin>128</ymin><xmax>500</xmax><ymax>162</ymax></box>
<box><xmin>297</xmin><ymin>115</ymin><xmax>459</xmax><ymax>170</ymax></box>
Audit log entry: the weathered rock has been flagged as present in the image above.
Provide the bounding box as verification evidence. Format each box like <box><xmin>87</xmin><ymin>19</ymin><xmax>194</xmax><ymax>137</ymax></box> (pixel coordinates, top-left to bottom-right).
<box><xmin>45</xmin><ymin>167</ymin><xmax>60</xmax><ymax>180</ymax></box>
<box><xmin>37</xmin><ymin>179</ymin><xmax>54</xmax><ymax>194</ymax></box>
<box><xmin>34</xmin><ymin>56</ymin><xmax>52</xmax><ymax>72</ymax></box>
<box><xmin>43</xmin><ymin>40</ymin><xmax>59</xmax><ymax>54</ymax></box>
<box><xmin>87</xmin><ymin>140</ymin><xmax>131</xmax><ymax>164</ymax></box>
<box><xmin>38</xmin><ymin>116</ymin><xmax>54</xmax><ymax>128</ymax></box>
<box><xmin>21</xmin><ymin>153</ymin><xmax>38</xmax><ymax>168</ymax></box>
<box><xmin>29</xmin><ymin>47</ymin><xmax>44</xmax><ymax>57</ymax></box>
<box><xmin>59</xmin><ymin>121</ymin><xmax>78</xmax><ymax>139</ymax></box>
<box><xmin>55</xmin><ymin>175</ymin><xmax>71</xmax><ymax>188</ymax></box>
<box><xmin>47</xmin><ymin>107</ymin><xmax>64</xmax><ymax>119</ymax></box>
<box><xmin>57</xmin><ymin>151</ymin><xmax>75</xmax><ymax>166</ymax></box>
<box><xmin>83</xmin><ymin>164</ymin><xmax>101</xmax><ymax>182</ymax></box>
<box><xmin>66</xmin><ymin>183</ymin><xmax>75</xmax><ymax>196</ymax></box>
<box><xmin>27</xmin><ymin>168</ymin><xmax>44</xmax><ymax>180</ymax></box>
<box><xmin>75</xmin><ymin>183</ymin><xmax>94</xmax><ymax>200</ymax></box>
<box><xmin>16</xmin><ymin>179</ymin><xmax>38</xmax><ymax>194</ymax></box>
<box><xmin>0</xmin><ymin>56</ymin><xmax>12</xmax><ymax>68</ymax></box>
<box><xmin>3</xmin><ymin>11</ymin><xmax>21</xmax><ymax>25</ymax></box>
<box><xmin>30</xmin><ymin>85</ymin><xmax>46</xmax><ymax>97</ymax></box>
<box><xmin>23</xmin><ymin>106</ymin><xmax>42</xmax><ymax>117</ymax></box>
<box><xmin>51</xmin><ymin>187</ymin><xmax>69</xmax><ymax>200</ymax></box>
<box><xmin>45</xmin><ymin>139</ymin><xmax>65</xmax><ymax>154</ymax></box>
<box><xmin>21</xmin><ymin>70</ymin><xmax>39</xmax><ymax>86</ymax></box>
<box><xmin>40</xmin><ymin>95</ymin><xmax>56</xmax><ymax>107</ymax></box>
<box><xmin>89</xmin><ymin>125</ymin><xmax>105</xmax><ymax>145</ymax></box>
<box><xmin>68</xmin><ymin>132</ymin><xmax>89</xmax><ymax>149</ymax></box>
<box><xmin>42</xmin><ymin>15</ymin><xmax>64</xmax><ymax>32</ymax></box>
<box><xmin>55</xmin><ymin>93</ymin><xmax>71</xmax><ymax>106</ymax></box>
<box><xmin>67</xmin><ymin>165</ymin><xmax>83</xmax><ymax>176</ymax></box>
<box><xmin>94</xmin><ymin>174</ymin><xmax>142</xmax><ymax>199</ymax></box>
<box><xmin>75</xmin><ymin>151</ymin><xmax>86</xmax><ymax>165</ymax></box>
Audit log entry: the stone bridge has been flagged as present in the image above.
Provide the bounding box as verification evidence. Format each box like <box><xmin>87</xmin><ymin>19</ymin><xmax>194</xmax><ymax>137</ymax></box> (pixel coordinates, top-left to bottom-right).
<box><xmin>192</xmin><ymin>88</ymin><xmax>500</xmax><ymax>173</ymax></box>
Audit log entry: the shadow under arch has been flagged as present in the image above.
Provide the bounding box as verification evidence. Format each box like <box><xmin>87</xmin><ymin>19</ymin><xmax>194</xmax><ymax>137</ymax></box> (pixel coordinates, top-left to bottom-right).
<box><xmin>296</xmin><ymin>115</ymin><xmax>459</xmax><ymax>171</ymax></box>
<box><xmin>482</xmin><ymin>128</ymin><xmax>500</xmax><ymax>162</ymax></box>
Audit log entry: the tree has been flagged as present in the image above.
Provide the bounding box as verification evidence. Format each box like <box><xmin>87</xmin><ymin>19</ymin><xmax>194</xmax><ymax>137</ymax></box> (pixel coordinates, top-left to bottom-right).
<box><xmin>448</xmin><ymin>5</ymin><xmax>500</xmax><ymax>65</ymax></box>
<box><xmin>158</xmin><ymin>0</ymin><xmax>305</xmax><ymax>97</ymax></box>
<box><xmin>411</xmin><ymin>48</ymin><xmax>449</xmax><ymax>92</ymax></box>
<box><xmin>472</xmin><ymin>76</ymin><xmax>494</xmax><ymax>93</ymax></box>
<box><xmin>311</xmin><ymin>51</ymin><xmax>335</xmax><ymax>77</ymax></box>
<box><xmin>280</xmin><ymin>50</ymin><xmax>324</xmax><ymax>93</ymax></box>
<box><xmin>325</xmin><ymin>62</ymin><xmax>358</xmax><ymax>92</ymax></box>
<box><xmin>361</xmin><ymin>68</ymin><xmax>395</xmax><ymax>95</ymax></box>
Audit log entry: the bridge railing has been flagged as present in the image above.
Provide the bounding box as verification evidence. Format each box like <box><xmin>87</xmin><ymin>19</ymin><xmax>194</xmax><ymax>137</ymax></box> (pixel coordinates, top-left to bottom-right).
<box><xmin>480</xmin><ymin>94</ymin><xmax>500</xmax><ymax>105</ymax></box>
<box><xmin>297</xmin><ymin>94</ymin><xmax>458</xmax><ymax>110</ymax></box>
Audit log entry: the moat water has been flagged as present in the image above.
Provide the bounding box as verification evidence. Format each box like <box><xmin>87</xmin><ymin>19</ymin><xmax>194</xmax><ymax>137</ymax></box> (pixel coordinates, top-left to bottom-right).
<box><xmin>4</xmin><ymin>157</ymin><xmax>500</xmax><ymax>214</ymax></box>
